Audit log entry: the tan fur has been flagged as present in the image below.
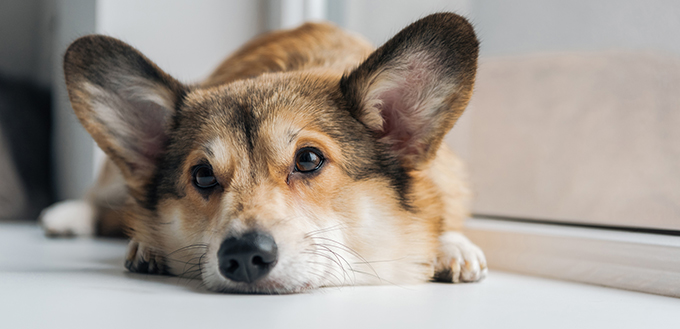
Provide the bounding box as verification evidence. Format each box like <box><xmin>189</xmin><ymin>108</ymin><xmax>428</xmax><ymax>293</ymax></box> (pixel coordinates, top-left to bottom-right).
<box><xmin>202</xmin><ymin>23</ymin><xmax>373</xmax><ymax>87</ymax></box>
<box><xmin>49</xmin><ymin>15</ymin><xmax>486</xmax><ymax>293</ymax></box>
<box><xmin>86</xmin><ymin>159</ymin><xmax>127</xmax><ymax>236</ymax></box>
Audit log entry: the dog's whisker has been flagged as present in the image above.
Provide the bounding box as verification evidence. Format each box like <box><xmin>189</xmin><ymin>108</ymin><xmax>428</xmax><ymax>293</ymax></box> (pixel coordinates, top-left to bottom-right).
<box><xmin>303</xmin><ymin>224</ymin><xmax>345</xmax><ymax>238</ymax></box>
<box><xmin>166</xmin><ymin>245</ymin><xmax>209</xmax><ymax>256</ymax></box>
<box><xmin>311</xmin><ymin>237</ymin><xmax>382</xmax><ymax>283</ymax></box>
<box><xmin>353</xmin><ymin>257</ymin><xmax>406</xmax><ymax>264</ymax></box>
<box><xmin>178</xmin><ymin>254</ymin><xmax>207</xmax><ymax>278</ymax></box>
<box><xmin>302</xmin><ymin>250</ymin><xmax>346</xmax><ymax>275</ymax></box>
<box><xmin>164</xmin><ymin>243</ymin><xmax>210</xmax><ymax>282</ymax></box>
<box><xmin>311</xmin><ymin>243</ymin><xmax>356</xmax><ymax>271</ymax></box>
<box><xmin>270</xmin><ymin>216</ymin><xmax>298</xmax><ymax>228</ymax></box>
<box><xmin>178</xmin><ymin>269</ymin><xmax>203</xmax><ymax>282</ymax></box>
<box><xmin>310</xmin><ymin>244</ymin><xmax>356</xmax><ymax>285</ymax></box>
<box><xmin>302</xmin><ymin>249</ymin><xmax>351</xmax><ymax>285</ymax></box>
<box><xmin>306</xmin><ymin>260</ymin><xmax>345</xmax><ymax>286</ymax></box>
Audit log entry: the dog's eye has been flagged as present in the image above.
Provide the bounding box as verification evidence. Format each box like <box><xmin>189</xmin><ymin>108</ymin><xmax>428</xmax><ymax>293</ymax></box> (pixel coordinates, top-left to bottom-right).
<box><xmin>295</xmin><ymin>148</ymin><xmax>324</xmax><ymax>173</ymax></box>
<box><xmin>193</xmin><ymin>165</ymin><xmax>218</xmax><ymax>188</ymax></box>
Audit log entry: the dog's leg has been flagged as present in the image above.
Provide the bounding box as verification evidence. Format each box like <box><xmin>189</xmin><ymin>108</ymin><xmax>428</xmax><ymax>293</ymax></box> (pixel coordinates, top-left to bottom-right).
<box><xmin>125</xmin><ymin>240</ymin><xmax>167</xmax><ymax>275</ymax></box>
<box><xmin>434</xmin><ymin>231</ymin><xmax>487</xmax><ymax>282</ymax></box>
<box><xmin>40</xmin><ymin>199</ymin><xmax>96</xmax><ymax>237</ymax></box>
<box><xmin>41</xmin><ymin>158</ymin><xmax>128</xmax><ymax>237</ymax></box>
<box><xmin>428</xmin><ymin>144</ymin><xmax>487</xmax><ymax>282</ymax></box>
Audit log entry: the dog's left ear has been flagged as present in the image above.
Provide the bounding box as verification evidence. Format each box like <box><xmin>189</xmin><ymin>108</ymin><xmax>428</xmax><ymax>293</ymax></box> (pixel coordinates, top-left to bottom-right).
<box><xmin>63</xmin><ymin>35</ymin><xmax>187</xmax><ymax>195</ymax></box>
<box><xmin>341</xmin><ymin>13</ymin><xmax>478</xmax><ymax>170</ymax></box>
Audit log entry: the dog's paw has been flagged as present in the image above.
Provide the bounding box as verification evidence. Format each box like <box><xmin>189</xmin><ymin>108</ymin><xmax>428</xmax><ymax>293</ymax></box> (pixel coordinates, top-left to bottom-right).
<box><xmin>434</xmin><ymin>231</ymin><xmax>487</xmax><ymax>283</ymax></box>
<box><xmin>40</xmin><ymin>200</ymin><xmax>96</xmax><ymax>237</ymax></box>
<box><xmin>125</xmin><ymin>240</ymin><xmax>167</xmax><ymax>275</ymax></box>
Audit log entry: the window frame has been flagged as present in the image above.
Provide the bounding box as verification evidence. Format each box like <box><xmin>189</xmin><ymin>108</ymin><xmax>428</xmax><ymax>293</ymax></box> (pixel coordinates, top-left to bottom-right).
<box><xmin>465</xmin><ymin>217</ymin><xmax>680</xmax><ymax>297</ymax></box>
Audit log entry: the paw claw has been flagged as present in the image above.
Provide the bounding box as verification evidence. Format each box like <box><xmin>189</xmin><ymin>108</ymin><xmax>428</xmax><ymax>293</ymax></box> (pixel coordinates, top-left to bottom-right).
<box><xmin>125</xmin><ymin>240</ymin><xmax>166</xmax><ymax>275</ymax></box>
<box><xmin>435</xmin><ymin>231</ymin><xmax>487</xmax><ymax>283</ymax></box>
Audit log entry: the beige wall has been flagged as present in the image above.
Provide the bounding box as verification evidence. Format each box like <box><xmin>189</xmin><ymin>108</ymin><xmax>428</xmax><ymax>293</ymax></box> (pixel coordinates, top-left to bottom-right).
<box><xmin>467</xmin><ymin>52</ymin><xmax>680</xmax><ymax>230</ymax></box>
<box><xmin>464</xmin><ymin>1</ymin><xmax>680</xmax><ymax>230</ymax></box>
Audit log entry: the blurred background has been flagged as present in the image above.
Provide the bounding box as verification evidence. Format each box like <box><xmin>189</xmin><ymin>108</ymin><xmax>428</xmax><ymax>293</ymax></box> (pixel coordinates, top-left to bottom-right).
<box><xmin>0</xmin><ymin>0</ymin><xmax>678</xmax><ymax>232</ymax></box>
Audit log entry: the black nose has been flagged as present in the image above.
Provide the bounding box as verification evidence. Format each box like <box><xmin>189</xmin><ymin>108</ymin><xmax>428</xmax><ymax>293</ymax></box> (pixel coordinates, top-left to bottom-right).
<box><xmin>217</xmin><ymin>232</ymin><xmax>278</xmax><ymax>283</ymax></box>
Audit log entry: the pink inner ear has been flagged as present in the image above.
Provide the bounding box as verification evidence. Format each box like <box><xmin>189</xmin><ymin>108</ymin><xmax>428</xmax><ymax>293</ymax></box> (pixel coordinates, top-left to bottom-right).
<box><xmin>119</xmin><ymin>98</ymin><xmax>172</xmax><ymax>171</ymax></box>
<box><xmin>371</xmin><ymin>58</ymin><xmax>441</xmax><ymax>158</ymax></box>
<box><xmin>137</xmin><ymin>108</ymin><xmax>169</xmax><ymax>161</ymax></box>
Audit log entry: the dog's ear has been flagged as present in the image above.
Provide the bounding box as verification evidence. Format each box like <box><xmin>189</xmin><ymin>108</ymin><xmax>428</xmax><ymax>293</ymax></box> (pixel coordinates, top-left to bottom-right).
<box><xmin>63</xmin><ymin>35</ymin><xmax>186</xmax><ymax>192</ymax></box>
<box><xmin>341</xmin><ymin>13</ymin><xmax>478</xmax><ymax>170</ymax></box>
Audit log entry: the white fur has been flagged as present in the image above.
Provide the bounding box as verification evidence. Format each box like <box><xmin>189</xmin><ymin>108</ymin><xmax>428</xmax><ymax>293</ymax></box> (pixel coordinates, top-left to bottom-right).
<box><xmin>438</xmin><ymin>231</ymin><xmax>487</xmax><ymax>282</ymax></box>
<box><xmin>40</xmin><ymin>200</ymin><xmax>96</xmax><ymax>236</ymax></box>
<box><xmin>199</xmin><ymin>196</ymin><xmax>342</xmax><ymax>293</ymax></box>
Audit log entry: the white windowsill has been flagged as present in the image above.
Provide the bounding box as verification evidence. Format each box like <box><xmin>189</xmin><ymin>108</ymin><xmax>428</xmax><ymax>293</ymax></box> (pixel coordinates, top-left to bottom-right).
<box><xmin>464</xmin><ymin>217</ymin><xmax>680</xmax><ymax>298</ymax></box>
<box><xmin>1</xmin><ymin>221</ymin><xmax>678</xmax><ymax>328</ymax></box>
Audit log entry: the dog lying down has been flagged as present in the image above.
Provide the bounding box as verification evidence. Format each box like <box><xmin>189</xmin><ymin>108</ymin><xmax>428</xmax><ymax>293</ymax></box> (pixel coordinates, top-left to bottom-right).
<box><xmin>40</xmin><ymin>12</ymin><xmax>486</xmax><ymax>293</ymax></box>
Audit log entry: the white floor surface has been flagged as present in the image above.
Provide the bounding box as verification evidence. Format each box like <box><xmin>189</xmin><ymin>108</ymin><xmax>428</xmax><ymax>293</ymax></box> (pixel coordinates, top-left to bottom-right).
<box><xmin>1</xmin><ymin>221</ymin><xmax>679</xmax><ymax>329</ymax></box>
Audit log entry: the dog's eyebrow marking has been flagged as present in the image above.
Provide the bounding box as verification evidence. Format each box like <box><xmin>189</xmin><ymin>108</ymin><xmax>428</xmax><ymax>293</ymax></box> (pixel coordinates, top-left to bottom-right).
<box><xmin>288</xmin><ymin>129</ymin><xmax>301</xmax><ymax>144</ymax></box>
<box><xmin>232</xmin><ymin>104</ymin><xmax>257</xmax><ymax>155</ymax></box>
<box><xmin>202</xmin><ymin>145</ymin><xmax>214</xmax><ymax>157</ymax></box>
<box><xmin>287</xmin><ymin>122</ymin><xmax>313</xmax><ymax>144</ymax></box>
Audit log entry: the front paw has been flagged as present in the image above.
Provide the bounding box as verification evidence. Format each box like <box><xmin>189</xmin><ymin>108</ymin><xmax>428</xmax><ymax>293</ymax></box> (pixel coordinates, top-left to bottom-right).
<box><xmin>40</xmin><ymin>200</ymin><xmax>95</xmax><ymax>237</ymax></box>
<box><xmin>434</xmin><ymin>231</ymin><xmax>487</xmax><ymax>283</ymax></box>
<box><xmin>125</xmin><ymin>240</ymin><xmax>167</xmax><ymax>275</ymax></box>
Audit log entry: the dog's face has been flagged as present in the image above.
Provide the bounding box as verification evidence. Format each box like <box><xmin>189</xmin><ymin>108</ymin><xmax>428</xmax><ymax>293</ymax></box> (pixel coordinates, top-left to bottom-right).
<box><xmin>63</xmin><ymin>13</ymin><xmax>477</xmax><ymax>293</ymax></box>
<box><xmin>154</xmin><ymin>74</ymin><xmax>414</xmax><ymax>292</ymax></box>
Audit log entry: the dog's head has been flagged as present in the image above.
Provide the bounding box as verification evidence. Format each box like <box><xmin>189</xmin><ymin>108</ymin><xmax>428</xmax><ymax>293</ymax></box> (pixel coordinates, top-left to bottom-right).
<box><xmin>64</xmin><ymin>13</ymin><xmax>478</xmax><ymax>293</ymax></box>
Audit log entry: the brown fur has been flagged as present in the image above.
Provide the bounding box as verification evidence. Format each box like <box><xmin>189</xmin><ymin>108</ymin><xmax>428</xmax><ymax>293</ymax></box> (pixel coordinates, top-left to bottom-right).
<box><xmin>54</xmin><ymin>13</ymin><xmax>485</xmax><ymax>293</ymax></box>
<box><xmin>203</xmin><ymin>22</ymin><xmax>373</xmax><ymax>87</ymax></box>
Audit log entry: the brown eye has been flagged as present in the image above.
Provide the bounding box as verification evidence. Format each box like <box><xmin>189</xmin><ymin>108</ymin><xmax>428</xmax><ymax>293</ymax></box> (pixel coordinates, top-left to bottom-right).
<box><xmin>295</xmin><ymin>148</ymin><xmax>324</xmax><ymax>173</ymax></box>
<box><xmin>193</xmin><ymin>165</ymin><xmax>218</xmax><ymax>188</ymax></box>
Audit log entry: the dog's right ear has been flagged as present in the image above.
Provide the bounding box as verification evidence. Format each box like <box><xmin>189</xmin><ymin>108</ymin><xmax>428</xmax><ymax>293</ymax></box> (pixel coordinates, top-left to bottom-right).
<box><xmin>341</xmin><ymin>13</ymin><xmax>478</xmax><ymax>170</ymax></box>
<box><xmin>64</xmin><ymin>35</ymin><xmax>186</xmax><ymax>193</ymax></box>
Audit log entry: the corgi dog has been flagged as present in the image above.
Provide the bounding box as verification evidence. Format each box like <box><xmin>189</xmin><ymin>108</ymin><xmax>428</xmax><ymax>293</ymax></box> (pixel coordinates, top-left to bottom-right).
<box><xmin>40</xmin><ymin>12</ymin><xmax>486</xmax><ymax>293</ymax></box>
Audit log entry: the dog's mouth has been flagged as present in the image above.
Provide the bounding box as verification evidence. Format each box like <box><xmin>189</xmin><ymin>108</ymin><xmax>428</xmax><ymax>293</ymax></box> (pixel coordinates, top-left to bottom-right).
<box><xmin>208</xmin><ymin>278</ymin><xmax>315</xmax><ymax>295</ymax></box>
<box><xmin>201</xmin><ymin>261</ymin><xmax>318</xmax><ymax>294</ymax></box>
<box><xmin>194</xmin><ymin>234</ymin><xmax>360</xmax><ymax>294</ymax></box>
<box><xmin>188</xmin><ymin>231</ymin><xmax>314</xmax><ymax>294</ymax></box>
<box><xmin>172</xmin><ymin>226</ymin><xmax>363</xmax><ymax>294</ymax></box>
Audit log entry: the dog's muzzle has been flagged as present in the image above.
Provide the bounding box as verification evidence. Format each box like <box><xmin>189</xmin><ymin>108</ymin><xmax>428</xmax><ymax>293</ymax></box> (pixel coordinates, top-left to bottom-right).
<box><xmin>217</xmin><ymin>231</ymin><xmax>278</xmax><ymax>284</ymax></box>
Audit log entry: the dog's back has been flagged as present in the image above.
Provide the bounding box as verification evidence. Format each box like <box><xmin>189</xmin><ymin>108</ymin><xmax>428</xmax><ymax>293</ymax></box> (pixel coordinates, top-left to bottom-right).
<box><xmin>203</xmin><ymin>22</ymin><xmax>374</xmax><ymax>87</ymax></box>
